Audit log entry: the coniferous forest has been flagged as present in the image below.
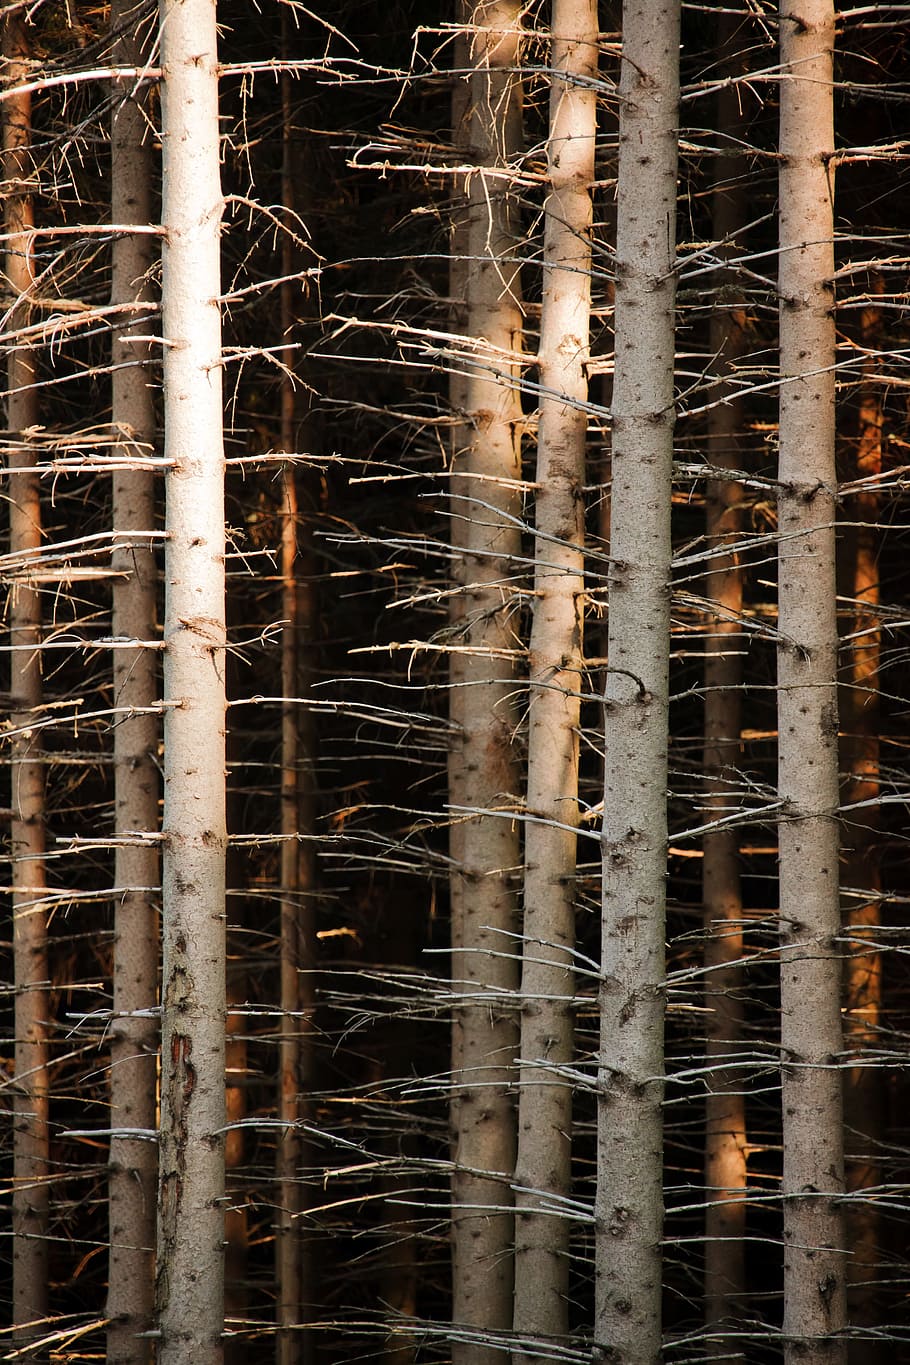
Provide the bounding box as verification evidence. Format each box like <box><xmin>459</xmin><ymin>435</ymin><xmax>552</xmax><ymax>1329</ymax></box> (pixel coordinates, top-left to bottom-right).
<box><xmin>2</xmin><ymin>1</ymin><xmax>910</xmax><ymax>1362</ymax></box>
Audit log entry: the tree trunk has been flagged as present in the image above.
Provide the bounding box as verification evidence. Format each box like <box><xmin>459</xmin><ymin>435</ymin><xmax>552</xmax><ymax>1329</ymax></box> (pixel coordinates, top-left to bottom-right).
<box><xmin>5</xmin><ymin>12</ymin><xmax>50</xmax><ymax>1346</ymax></box>
<box><xmin>703</xmin><ymin>19</ymin><xmax>750</xmax><ymax>1345</ymax></box>
<box><xmin>276</xmin><ymin>57</ymin><xmax>319</xmax><ymax>1360</ymax></box>
<box><xmin>155</xmin><ymin>1</ymin><xmax>227</xmax><ymax>1361</ymax></box>
<box><xmin>512</xmin><ymin>0</ymin><xmax>596</xmax><ymax>1355</ymax></box>
<box><xmin>107</xmin><ymin>5</ymin><xmax>160</xmax><ymax>1360</ymax></box>
<box><xmin>842</xmin><ymin>285</ymin><xmax>884</xmax><ymax>1363</ymax></box>
<box><xmin>595</xmin><ymin>2</ymin><xmax>679</xmax><ymax>1360</ymax></box>
<box><xmin>449</xmin><ymin>4</ymin><xmax>524</xmax><ymax>1359</ymax></box>
<box><xmin>777</xmin><ymin>2</ymin><xmax>847</xmax><ymax>1359</ymax></box>
<box><xmin>448</xmin><ymin>5</ymin><xmax>470</xmax><ymax>1146</ymax></box>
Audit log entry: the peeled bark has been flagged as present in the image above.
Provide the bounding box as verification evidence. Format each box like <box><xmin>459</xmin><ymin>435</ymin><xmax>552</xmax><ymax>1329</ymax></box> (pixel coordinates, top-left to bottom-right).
<box><xmin>107</xmin><ymin>4</ymin><xmax>159</xmax><ymax>1360</ymax></box>
<box><xmin>155</xmin><ymin>2</ymin><xmax>227</xmax><ymax>1361</ymax></box>
<box><xmin>512</xmin><ymin>0</ymin><xmax>596</xmax><ymax>1354</ymax></box>
<box><xmin>5</xmin><ymin>12</ymin><xmax>50</xmax><ymax>1345</ymax></box>
<box><xmin>703</xmin><ymin>23</ymin><xmax>749</xmax><ymax>1342</ymax></box>
<box><xmin>777</xmin><ymin>2</ymin><xmax>847</xmax><ymax>1359</ymax></box>
<box><xmin>449</xmin><ymin>4</ymin><xmax>524</xmax><ymax>1358</ymax></box>
<box><xmin>595</xmin><ymin>3</ymin><xmax>679</xmax><ymax>1360</ymax></box>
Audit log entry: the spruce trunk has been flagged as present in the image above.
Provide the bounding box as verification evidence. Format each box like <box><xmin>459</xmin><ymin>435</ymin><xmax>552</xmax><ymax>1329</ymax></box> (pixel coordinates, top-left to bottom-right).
<box><xmin>595</xmin><ymin>2</ymin><xmax>679</xmax><ymax>1360</ymax></box>
<box><xmin>450</xmin><ymin>3</ymin><xmax>524</xmax><ymax>1358</ymax></box>
<box><xmin>842</xmin><ymin>288</ymin><xmax>883</xmax><ymax>1361</ymax></box>
<box><xmin>155</xmin><ymin>1</ymin><xmax>227</xmax><ymax>1360</ymax></box>
<box><xmin>5</xmin><ymin>13</ymin><xmax>49</xmax><ymax>1344</ymax></box>
<box><xmin>513</xmin><ymin>0</ymin><xmax>596</xmax><ymax>1354</ymax></box>
<box><xmin>107</xmin><ymin>5</ymin><xmax>160</xmax><ymax>1359</ymax></box>
<box><xmin>703</xmin><ymin>22</ymin><xmax>749</xmax><ymax>1341</ymax></box>
<box><xmin>276</xmin><ymin>58</ymin><xmax>318</xmax><ymax>1358</ymax></box>
<box><xmin>777</xmin><ymin>1</ymin><xmax>847</xmax><ymax>1358</ymax></box>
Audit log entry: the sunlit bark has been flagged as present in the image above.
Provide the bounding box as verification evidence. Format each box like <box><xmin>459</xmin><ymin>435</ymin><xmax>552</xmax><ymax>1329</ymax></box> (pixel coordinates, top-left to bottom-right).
<box><xmin>449</xmin><ymin>3</ymin><xmax>524</xmax><ymax>1357</ymax></box>
<box><xmin>513</xmin><ymin>0</ymin><xmax>596</xmax><ymax>1355</ymax></box>
<box><xmin>155</xmin><ymin>0</ymin><xmax>227</xmax><ymax>1360</ymax></box>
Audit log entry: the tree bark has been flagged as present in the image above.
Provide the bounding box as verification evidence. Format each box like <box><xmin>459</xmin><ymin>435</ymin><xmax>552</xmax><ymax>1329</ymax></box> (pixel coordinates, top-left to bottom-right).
<box><xmin>703</xmin><ymin>19</ymin><xmax>750</xmax><ymax>1345</ymax></box>
<box><xmin>595</xmin><ymin>2</ymin><xmax>679</xmax><ymax>1360</ymax></box>
<box><xmin>842</xmin><ymin>286</ymin><xmax>883</xmax><ymax>1363</ymax></box>
<box><xmin>5</xmin><ymin>12</ymin><xmax>50</xmax><ymax>1346</ymax></box>
<box><xmin>449</xmin><ymin>4</ymin><xmax>524</xmax><ymax>1359</ymax></box>
<box><xmin>155</xmin><ymin>1</ymin><xmax>227</xmax><ymax>1361</ymax></box>
<box><xmin>107</xmin><ymin>4</ymin><xmax>160</xmax><ymax>1360</ymax></box>
<box><xmin>276</xmin><ymin>54</ymin><xmax>319</xmax><ymax>1361</ymax></box>
<box><xmin>512</xmin><ymin>0</ymin><xmax>596</xmax><ymax>1355</ymax></box>
<box><xmin>777</xmin><ymin>2</ymin><xmax>847</xmax><ymax>1359</ymax></box>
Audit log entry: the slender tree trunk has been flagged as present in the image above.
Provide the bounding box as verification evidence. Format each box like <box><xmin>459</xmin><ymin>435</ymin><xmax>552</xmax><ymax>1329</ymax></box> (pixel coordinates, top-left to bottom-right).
<box><xmin>512</xmin><ymin>1</ymin><xmax>596</xmax><ymax>1355</ymax></box>
<box><xmin>448</xmin><ymin>7</ymin><xmax>469</xmax><ymax>1137</ymax></box>
<box><xmin>155</xmin><ymin>1</ymin><xmax>227</xmax><ymax>1361</ymax></box>
<box><xmin>777</xmin><ymin>2</ymin><xmax>847</xmax><ymax>1359</ymax></box>
<box><xmin>107</xmin><ymin>5</ymin><xmax>159</xmax><ymax>1361</ymax></box>
<box><xmin>276</xmin><ymin>59</ymin><xmax>318</xmax><ymax>1360</ymax></box>
<box><xmin>595</xmin><ymin>2</ymin><xmax>679</xmax><ymax>1360</ymax></box>
<box><xmin>703</xmin><ymin>23</ymin><xmax>749</xmax><ymax>1344</ymax></box>
<box><xmin>5</xmin><ymin>12</ymin><xmax>49</xmax><ymax>1346</ymax></box>
<box><xmin>449</xmin><ymin>4</ymin><xmax>524</xmax><ymax>1358</ymax></box>
<box><xmin>842</xmin><ymin>286</ymin><xmax>883</xmax><ymax>1363</ymax></box>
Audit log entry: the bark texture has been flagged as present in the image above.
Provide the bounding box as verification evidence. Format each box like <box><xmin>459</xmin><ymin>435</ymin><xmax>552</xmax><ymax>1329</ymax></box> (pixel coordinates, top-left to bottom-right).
<box><xmin>513</xmin><ymin>0</ymin><xmax>596</xmax><ymax>1354</ymax></box>
<box><xmin>777</xmin><ymin>2</ymin><xmax>847</xmax><ymax>1359</ymax></box>
<box><xmin>5</xmin><ymin>12</ymin><xmax>50</xmax><ymax>1344</ymax></box>
<box><xmin>449</xmin><ymin>3</ymin><xmax>524</xmax><ymax>1358</ymax></box>
<box><xmin>107</xmin><ymin>3</ymin><xmax>159</xmax><ymax>1360</ymax></box>
<box><xmin>155</xmin><ymin>1</ymin><xmax>227</xmax><ymax>1361</ymax></box>
<box><xmin>595</xmin><ymin>2</ymin><xmax>679</xmax><ymax>1360</ymax></box>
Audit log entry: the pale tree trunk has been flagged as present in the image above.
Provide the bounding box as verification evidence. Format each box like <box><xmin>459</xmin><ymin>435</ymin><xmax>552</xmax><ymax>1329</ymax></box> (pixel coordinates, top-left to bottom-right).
<box><xmin>703</xmin><ymin>23</ymin><xmax>749</xmax><ymax>1344</ymax></box>
<box><xmin>595</xmin><ymin>2</ymin><xmax>679</xmax><ymax>1361</ymax></box>
<box><xmin>449</xmin><ymin>3</ymin><xmax>524</xmax><ymax>1359</ymax></box>
<box><xmin>107</xmin><ymin>4</ymin><xmax>159</xmax><ymax>1361</ymax></box>
<box><xmin>155</xmin><ymin>1</ymin><xmax>227</xmax><ymax>1361</ymax></box>
<box><xmin>5</xmin><ymin>12</ymin><xmax>50</xmax><ymax>1345</ymax></box>
<box><xmin>842</xmin><ymin>286</ymin><xmax>883</xmax><ymax>1363</ymax></box>
<box><xmin>777</xmin><ymin>2</ymin><xmax>847</xmax><ymax>1359</ymax></box>
<box><xmin>276</xmin><ymin>54</ymin><xmax>318</xmax><ymax>1363</ymax></box>
<box><xmin>512</xmin><ymin>0</ymin><xmax>596</xmax><ymax>1355</ymax></box>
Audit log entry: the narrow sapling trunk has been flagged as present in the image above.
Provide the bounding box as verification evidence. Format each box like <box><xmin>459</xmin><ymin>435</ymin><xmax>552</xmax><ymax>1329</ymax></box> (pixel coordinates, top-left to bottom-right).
<box><xmin>107</xmin><ymin>4</ymin><xmax>159</xmax><ymax>1360</ymax></box>
<box><xmin>449</xmin><ymin>4</ymin><xmax>524</xmax><ymax>1358</ymax></box>
<box><xmin>513</xmin><ymin>0</ymin><xmax>596</xmax><ymax>1354</ymax></box>
<box><xmin>842</xmin><ymin>287</ymin><xmax>884</xmax><ymax>1362</ymax></box>
<box><xmin>448</xmin><ymin>6</ymin><xmax>469</xmax><ymax>1120</ymax></box>
<box><xmin>5</xmin><ymin>13</ymin><xmax>50</xmax><ymax>1345</ymax></box>
<box><xmin>595</xmin><ymin>2</ymin><xmax>679</xmax><ymax>1360</ymax></box>
<box><xmin>276</xmin><ymin>57</ymin><xmax>318</xmax><ymax>1362</ymax></box>
<box><xmin>777</xmin><ymin>1</ymin><xmax>847</xmax><ymax>1359</ymax></box>
<box><xmin>703</xmin><ymin>21</ymin><xmax>750</xmax><ymax>1342</ymax></box>
<box><xmin>155</xmin><ymin>1</ymin><xmax>227</xmax><ymax>1361</ymax></box>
